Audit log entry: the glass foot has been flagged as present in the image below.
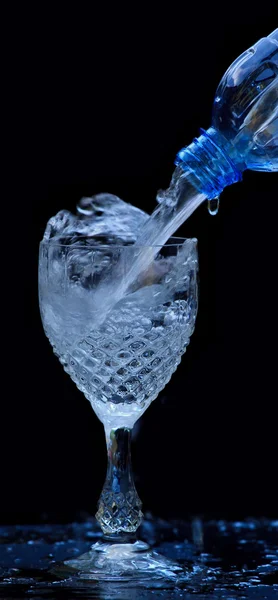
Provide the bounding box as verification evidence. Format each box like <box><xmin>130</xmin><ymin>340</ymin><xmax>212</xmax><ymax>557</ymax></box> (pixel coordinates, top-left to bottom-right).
<box><xmin>54</xmin><ymin>539</ymin><xmax>183</xmax><ymax>588</ymax></box>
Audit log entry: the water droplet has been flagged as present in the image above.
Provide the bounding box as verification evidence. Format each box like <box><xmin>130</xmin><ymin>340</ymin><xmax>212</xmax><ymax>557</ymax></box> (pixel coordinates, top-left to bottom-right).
<box><xmin>208</xmin><ymin>196</ymin><xmax>220</xmax><ymax>216</ymax></box>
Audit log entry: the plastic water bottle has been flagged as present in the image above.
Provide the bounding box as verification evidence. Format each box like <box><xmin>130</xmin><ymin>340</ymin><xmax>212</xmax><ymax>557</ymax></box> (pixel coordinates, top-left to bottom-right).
<box><xmin>175</xmin><ymin>29</ymin><xmax>278</xmax><ymax>200</ymax></box>
<box><xmin>80</xmin><ymin>29</ymin><xmax>278</xmax><ymax>321</ymax></box>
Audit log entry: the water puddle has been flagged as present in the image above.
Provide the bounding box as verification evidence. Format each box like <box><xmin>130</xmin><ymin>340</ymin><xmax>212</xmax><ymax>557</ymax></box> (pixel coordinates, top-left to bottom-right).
<box><xmin>0</xmin><ymin>516</ymin><xmax>277</xmax><ymax>598</ymax></box>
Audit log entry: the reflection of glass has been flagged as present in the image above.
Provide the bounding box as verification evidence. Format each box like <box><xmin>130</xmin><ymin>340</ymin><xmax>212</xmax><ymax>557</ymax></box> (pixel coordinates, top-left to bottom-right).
<box><xmin>39</xmin><ymin>237</ymin><xmax>198</xmax><ymax>585</ymax></box>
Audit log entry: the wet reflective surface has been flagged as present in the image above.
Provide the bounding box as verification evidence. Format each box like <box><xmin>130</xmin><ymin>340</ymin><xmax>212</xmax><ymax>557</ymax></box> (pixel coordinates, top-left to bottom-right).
<box><xmin>0</xmin><ymin>516</ymin><xmax>277</xmax><ymax>598</ymax></box>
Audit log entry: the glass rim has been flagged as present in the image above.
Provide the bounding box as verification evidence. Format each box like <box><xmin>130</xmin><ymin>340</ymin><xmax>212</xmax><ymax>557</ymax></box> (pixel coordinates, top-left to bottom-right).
<box><xmin>39</xmin><ymin>236</ymin><xmax>198</xmax><ymax>250</ymax></box>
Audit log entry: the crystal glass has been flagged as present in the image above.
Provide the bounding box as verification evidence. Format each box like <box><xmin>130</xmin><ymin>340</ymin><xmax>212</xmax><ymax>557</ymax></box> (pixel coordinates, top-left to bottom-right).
<box><xmin>39</xmin><ymin>236</ymin><xmax>198</xmax><ymax>586</ymax></box>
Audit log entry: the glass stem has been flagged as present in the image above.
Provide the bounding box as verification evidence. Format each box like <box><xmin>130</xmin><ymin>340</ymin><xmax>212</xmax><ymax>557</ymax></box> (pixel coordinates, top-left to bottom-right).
<box><xmin>95</xmin><ymin>427</ymin><xmax>143</xmax><ymax>536</ymax></box>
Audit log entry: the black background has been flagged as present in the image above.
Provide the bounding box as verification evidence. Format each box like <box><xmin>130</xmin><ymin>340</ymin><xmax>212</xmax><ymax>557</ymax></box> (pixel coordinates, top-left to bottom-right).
<box><xmin>3</xmin><ymin>7</ymin><xmax>277</xmax><ymax>524</ymax></box>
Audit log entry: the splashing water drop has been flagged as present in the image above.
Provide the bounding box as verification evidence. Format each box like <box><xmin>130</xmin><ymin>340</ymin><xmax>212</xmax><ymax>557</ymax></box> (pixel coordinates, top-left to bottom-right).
<box><xmin>207</xmin><ymin>196</ymin><xmax>220</xmax><ymax>216</ymax></box>
<box><xmin>77</xmin><ymin>197</ymin><xmax>95</xmax><ymax>216</ymax></box>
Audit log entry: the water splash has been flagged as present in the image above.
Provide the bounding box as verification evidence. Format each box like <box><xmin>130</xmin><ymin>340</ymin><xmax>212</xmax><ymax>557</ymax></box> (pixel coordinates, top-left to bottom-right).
<box><xmin>41</xmin><ymin>168</ymin><xmax>203</xmax><ymax>341</ymax></box>
<box><xmin>0</xmin><ymin>517</ymin><xmax>277</xmax><ymax>597</ymax></box>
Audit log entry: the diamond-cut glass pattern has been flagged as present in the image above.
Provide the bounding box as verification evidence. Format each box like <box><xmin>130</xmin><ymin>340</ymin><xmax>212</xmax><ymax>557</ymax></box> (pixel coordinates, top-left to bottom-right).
<box><xmin>96</xmin><ymin>488</ymin><xmax>143</xmax><ymax>534</ymax></box>
<box><xmin>59</xmin><ymin>299</ymin><xmax>194</xmax><ymax>413</ymax></box>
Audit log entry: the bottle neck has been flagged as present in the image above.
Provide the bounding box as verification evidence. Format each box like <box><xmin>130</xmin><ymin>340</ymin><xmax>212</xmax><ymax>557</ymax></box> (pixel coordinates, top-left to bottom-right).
<box><xmin>175</xmin><ymin>126</ymin><xmax>244</xmax><ymax>200</ymax></box>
